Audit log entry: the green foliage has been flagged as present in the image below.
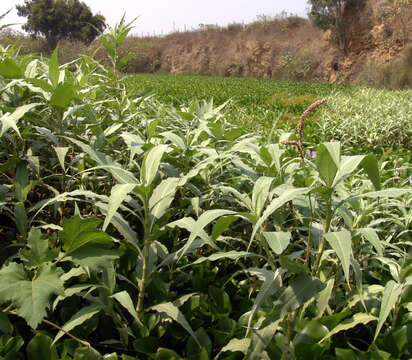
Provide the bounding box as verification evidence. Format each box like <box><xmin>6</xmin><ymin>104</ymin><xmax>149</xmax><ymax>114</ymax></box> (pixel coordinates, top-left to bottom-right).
<box><xmin>0</xmin><ymin>19</ymin><xmax>411</xmax><ymax>359</ymax></box>
<box><xmin>16</xmin><ymin>0</ymin><xmax>106</xmax><ymax>49</ymax></box>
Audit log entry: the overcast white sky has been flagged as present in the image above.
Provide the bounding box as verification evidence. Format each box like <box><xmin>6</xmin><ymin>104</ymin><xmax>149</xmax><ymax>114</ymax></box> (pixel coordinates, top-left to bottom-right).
<box><xmin>2</xmin><ymin>0</ymin><xmax>310</xmax><ymax>36</ymax></box>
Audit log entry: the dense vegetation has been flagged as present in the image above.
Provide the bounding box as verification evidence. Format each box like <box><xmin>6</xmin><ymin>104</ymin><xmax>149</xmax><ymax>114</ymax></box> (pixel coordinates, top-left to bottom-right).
<box><xmin>0</xmin><ymin>19</ymin><xmax>411</xmax><ymax>360</ymax></box>
<box><xmin>16</xmin><ymin>0</ymin><xmax>106</xmax><ymax>49</ymax></box>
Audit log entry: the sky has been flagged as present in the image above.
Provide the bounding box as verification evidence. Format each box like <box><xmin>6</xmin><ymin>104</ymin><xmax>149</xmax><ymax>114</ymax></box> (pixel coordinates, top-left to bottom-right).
<box><xmin>2</xmin><ymin>0</ymin><xmax>310</xmax><ymax>36</ymax></box>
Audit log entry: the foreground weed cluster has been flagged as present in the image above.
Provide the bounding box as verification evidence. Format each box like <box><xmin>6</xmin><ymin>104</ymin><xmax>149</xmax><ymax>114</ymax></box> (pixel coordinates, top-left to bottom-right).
<box><xmin>0</xmin><ymin>29</ymin><xmax>411</xmax><ymax>359</ymax></box>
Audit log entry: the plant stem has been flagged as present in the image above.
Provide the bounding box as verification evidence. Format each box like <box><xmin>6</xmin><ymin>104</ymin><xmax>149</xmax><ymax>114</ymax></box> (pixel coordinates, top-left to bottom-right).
<box><xmin>42</xmin><ymin>318</ymin><xmax>91</xmax><ymax>347</ymax></box>
<box><xmin>305</xmin><ymin>193</ymin><xmax>313</xmax><ymax>264</ymax></box>
<box><xmin>282</xmin><ymin>310</ymin><xmax>297</xmax><ymax>360</ymax></box>
<box><xmin>7</xmin><ymin>310</ymin><xmax>89</xmax><ymax>347</ymax></box>
<box><xmin>136</xmin><ymin>198</ymin><xmax>151</xmax><ymax>314</ymax></box>
<box><xmin>312</xmin><ymin>193</ymin><xmax>333</xmax><ymax>276</ymax></box>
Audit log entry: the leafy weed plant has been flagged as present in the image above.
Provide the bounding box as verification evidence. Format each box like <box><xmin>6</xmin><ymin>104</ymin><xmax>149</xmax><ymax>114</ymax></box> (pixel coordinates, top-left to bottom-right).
<box><xmin>0</xmin><ymin>19</ymin><xmax>411</xmax><ymax>360</ymax></box>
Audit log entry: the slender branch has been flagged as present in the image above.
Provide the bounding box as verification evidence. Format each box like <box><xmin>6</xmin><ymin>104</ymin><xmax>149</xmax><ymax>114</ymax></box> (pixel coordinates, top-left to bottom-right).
<box><xmin>42</xmin><ymin>318</ymin><xmax>91</xmax><ymax>347</ymax></box>
<box><xmin>6</xmin><ymin>310</ymin><xmax>89</xmax><ymax>347</ymax></box>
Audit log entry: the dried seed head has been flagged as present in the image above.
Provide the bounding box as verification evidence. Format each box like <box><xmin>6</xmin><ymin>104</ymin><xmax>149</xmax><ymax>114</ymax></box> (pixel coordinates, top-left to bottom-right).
<box><xmin>298</xmin><ymin>98</ymin><xmax>327</xmax><ymax>146</ymax></box>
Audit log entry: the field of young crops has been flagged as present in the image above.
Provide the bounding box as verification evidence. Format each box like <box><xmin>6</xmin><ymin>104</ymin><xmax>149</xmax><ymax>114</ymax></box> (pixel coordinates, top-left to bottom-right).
<box><xmin>0</xmin><ymin>20</ymin><xmax>411</xmax><ymax>360</ymax></box>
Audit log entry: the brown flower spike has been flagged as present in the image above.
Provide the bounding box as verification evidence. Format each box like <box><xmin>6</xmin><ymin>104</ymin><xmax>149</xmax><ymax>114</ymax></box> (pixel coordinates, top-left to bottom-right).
<box><xmin>281</xmin><ymin>98</ymin><xmax>327</xmax><ymax>161</ymax></box>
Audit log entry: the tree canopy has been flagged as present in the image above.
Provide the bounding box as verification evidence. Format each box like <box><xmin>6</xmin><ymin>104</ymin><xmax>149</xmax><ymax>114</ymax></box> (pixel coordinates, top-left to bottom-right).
<box><xmin>16</xmin><ymin>0</ymin><xmax>106</xmax><ymax>49</ymax></box>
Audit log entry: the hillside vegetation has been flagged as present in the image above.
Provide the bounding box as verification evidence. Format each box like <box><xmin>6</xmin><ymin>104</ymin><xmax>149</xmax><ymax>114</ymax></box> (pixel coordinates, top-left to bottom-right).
<box><xmin>1</xmin><ymin>0</ymin><xmax>411</xmax><ymax>88</ymax></box>
<box><xmin>0</xmin><ymin>14</ymin><xmax>411</xmax><ymax>358</ymax></box>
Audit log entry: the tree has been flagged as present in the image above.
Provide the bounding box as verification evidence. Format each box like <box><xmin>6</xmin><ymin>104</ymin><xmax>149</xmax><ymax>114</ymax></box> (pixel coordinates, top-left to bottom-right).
<box><xmin>16</xmin><ymin>0</ymin><xmax>106</xmax><ymax>49</ymax></box>
<box><xmin>307</xmin><ymin>0</ymin><xmax>362</xmax><ymax>53</ymax></box>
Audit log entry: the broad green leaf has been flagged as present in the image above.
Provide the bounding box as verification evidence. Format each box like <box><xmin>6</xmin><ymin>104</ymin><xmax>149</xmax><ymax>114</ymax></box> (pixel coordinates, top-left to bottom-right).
<box><xmin>357</xmin><ymin>228</ymin><xmax>383</xmax><ymax>257</ymax></box>
<box><xmin>0</xmin><ymin>263</ymin><xmax>64</xmax><ymax>328</ymax></box>
<box><xmin>60</xmin><ymin>216</ymin><xmax>112</xmax><ymax>255</ymax></box>
<box><xmin>186</xmin><ymin>327</ymin><xmax>211</xmax><ymax>358</ymax></box>
<box><xmin>251</xmin><ymin>177</ymin><xmax>274</xmax><ymax>217</ymax></box>
<box><xmin>317</xmin><ymin>142</ymin><xmax>340</xmax><ymax>187</ymax></box>
<box><xmin>319</xmin><ymin>313</ymin><xmax>377</xmax><ymax>343</ymax></box>
<box><xmin>27</xmin><ymin>79</ymin><xmax>54</xmax><ymax>93</ymax></box>
<box><xmin>48</xmin><ymin>45</ymin><xmax>60</xmax><ymax>88</ymax></box>
<box><xmin>316</xmin><ymin>278</ymin><xmax>335</xmax><ymax>317</ymax></box>
<box><xmin>119</xmin><ymin>53</ymin><xmax>136</xmax><ymax>68</ymax></box>
<box><xmin>155</xmin><ymin>348</ymin><xmax>182</xmax><ymax>359</ymax></box>
<box><xmin>0</xmin><ymin>58</ymin><xmax>23</xmax><ymax>78</ymax></box>
<box><xmin>160</xmin><ymin>131</ymin><xmax>186</xmax><ymax>150</ymax></box>
<box><xmin>332</xmin><ymin>155</ymin><xmax>364</xmax><ymax>187</ymax></box>
<box><xmin>94</xmin><ymin>201</ymin><xmax>141</xmax><ymax>255</ymax></box>
<box><xmin>262</xmin><ymin>231</ymin><xmax>291</xmax><ymax>255</ymax></box>
<box><xmin>0</xmin><ymin>263</ymin><xmax>27</xmax><ymax>302</ymax></box>
<box><xmin>14</xmin><ymin>161</ymin><xmax>29</xmax><ymax>202</ymax></box>
<box><xmin>30</xmin><ymin>189</ymin><xmax>109</xmax><ymax>222</ymax></box>
<box><xmin>14</xmin><ymin>204</ymin><xmax>28</xmax><ymax>238</ymax></box>
<box><xmin>111</xmin><ymin>291</ymin><xmax>143</xmax><ymax>326</ymax></box>
<box><xmin>264</xmin><ymin>143</ymin><xmax>284</xmax><ymax>172</ymax></box>
<box><xmin>0</xmin><ymin>334</ymin><xmax>24</xmax><ymax>359</ymax></box>
<box><xmin>53</xmin><ymin>304</ymin><xmax>101</xmax><ymax>344</ymax></box>
<box><xmin>150</xmin><ymin>302</ymin><xmax>200</xmax><ymax>346</ymax></box>
<box><xmin>247</xmin><ymin>268</ymin><xmax>282</xmax><ymax>335</ymax></box>
<box><xmin>218</xmin><ymin>185</ymin><xmax>252</xmax><ymax>210</ymax></box>
<box><xmin>120</xmin><ymin>132</ymin><xmax>144</xmax><ymax>163</ymax></box>
<box><xmin>0</xmin><ymin>103</ymin><xmax>40</xmax><ymax>137</ymax></box>
<box><xmin>279</xmin><ymin>255</ymin><xmax>309</xmax><ymax>274</ymax></box>
<box><xmin>68</xmin><ymin>244</ymin><xmax>122</xmax><ymax>272</ymax></box>
<box><xmin>344</xmin><ymin>188</ymin><xmax>411</xmax><ymax>203</ymax></box>
<box><xmin>53</xmin><ymin>284</ymin><xmax>96</xmax><ymax>310</ymax></box>
<box><xmin>179</xmin><ymin>209</ymin><xmax>237</xmax><ymax>259</ymax></box>
<box><xmin>53</xmin><ymin>146</ymin><xmax>69</xmax><ymax>171</ymax></box>
<box><xmin>134</xmin><ymin>337</ymin><xmax>159</xmax><ymax>355</ymax></box>
<box><xmin>140</xmin><ymin>144</ymin><xmax>168</xmax><ymax>186</ymax></box>
<box><xmin>275</xmin><ymin>275</ymin><xmax>325</xmax><ymax>319</ymax></box>
<box><xmin>166</xmin><ymin>217</ymin><xmax>209</xmax><ymax>251</ymax></box>
<box><xmin>360</xmin><ymin>154</ymin><xmax>381</xmax><ymax>190</ymax></box>
<box><xmin>73</xmin><ymin>346</ymin><xmax>102</xmax><ymax>360</ymax></box>
<box><xmin>209</xmin><ymin>286</ymin><xmax>231</xmax><ymax>317</ymax></box>
<box><xmin>298</xmin><ymin>319</ymin><xmax>330</xmax><ymax>343</ymax></box>
<box><xmin>248</xmin><ymin>322</ymin><xmax>279</xmax><ymax>360</ymax></box>
<box><xmin>250</xmin><ymin>186</ymin><xmax>308</xmax><ymax>244</ymax></box>
<box><xmin>221</xmin><ymin>338</ymin><xmax>251</xmax><ymax>354</ymax></box>
<box><xmin>102</xmin><ymin>183</ymin><xmax>136</xmax><ymax>231</ymax></box>
<box><xmin>19</xmin><ymin>228</ymin><xmax>58</xmax><ymax>267</ymax></box>
<box><xmin>381</xmin><ymin>324</ymin><xmax>412</xmax><ymax>357</ymax></box>
<box><xmin>335</xmin><ymin>348</ymin><xmax>357</xmax><ymax>359</ymax></box>
<box><xmin>26</xmin><ymin>333</ymin><xmax>58</xmax><ymax>360</ymax></box>
<box><xmin>211</xmin><ymin>215</ymin><xmax>238</xmax><ymax>242</ymax></box>
<box><xmin>0</xmin><ymin>312</ymin><xmax>12</xmax><ymax>335</ymax></box>
<box><xmin>103</xmin><ymin>123</ymin><xmax>123</xmax><ymax>137</ymax></box>
<box><xmin>192</xmin><ymin>250</ymin><xmax>258</xmax><ymax>265</ymax></box>
<box><xmin>374</xmin><ymin>280</ymin><xmax>403</xmax><ymax>341</ymax></box>
<box><xmin>324</xmin><ymin>230</ymin><xmax>353</xmax><ymax>285</ymax></box>
<box><xmin>34</xmin><ymin>126</ymin><xmax>58</xmax><ymax>145</ymax></box>
<box><xmin>49</xmin><ymin>83</ymin><xmax>76</xmax><ymax>109</ymax></box>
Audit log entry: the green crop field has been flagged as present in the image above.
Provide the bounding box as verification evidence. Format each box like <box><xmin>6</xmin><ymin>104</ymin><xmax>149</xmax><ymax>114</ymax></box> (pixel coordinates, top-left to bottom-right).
<box><xmin>0</xmin><ymin>19</ymin><xmax>411</xmax><ymax>360</ymax></box>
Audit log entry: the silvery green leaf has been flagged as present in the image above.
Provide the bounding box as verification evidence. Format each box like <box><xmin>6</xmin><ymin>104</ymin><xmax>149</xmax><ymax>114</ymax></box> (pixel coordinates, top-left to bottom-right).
<box><xmin>140</xmin><ymin>144</ymin><xmax>169</xmax><ymax>186</ymax></box>
<box><xmin>250</xmin><ymin>186</ymin><xmax>309</xmax><ymax>245</ymax></box>
<box><xmin>0</xmin><ymin>103</ymin><xmax>40</xmax><ymax>137</ymax></box>
<box><xmin>251</xmin><ymin>177</ymin><xmax>274</xmax><ymax>217</ymax></box>
<box><xmin>324</xmin><ymin>229</ymin><xmax>353</xmax><ymax>285</ymax></box>
<box><xmin>374</xmin><ymin>280</ymin><xmax>403</xmax><ymax>341</ymax></box>
<box><xmin>262</xmin><ymin>232</ymin><xmax>291</xmax><ymax>255</ymax></box>
<box><xmin>53</xmin><ymin>146</ymin><xmax>70</xmax><ymax>171</ymax></box>
<box><xmin>150</xmin><ymin>302</ymin><xmax>200</xmax><ymax>346</ymax></box>
<box><xmin>102</xmin><ymin>184</ymin><xmax>136</xmax><ymax>231</ymax></box>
